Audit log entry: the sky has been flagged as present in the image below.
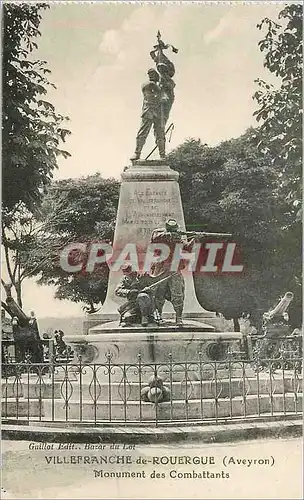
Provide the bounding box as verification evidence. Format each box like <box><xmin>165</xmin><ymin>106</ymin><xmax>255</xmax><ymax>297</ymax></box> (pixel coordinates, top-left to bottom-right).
<box><xmin>4</xmin><ymin>1</ymin><xmax>284</xmax><ymax>318</ymax></box>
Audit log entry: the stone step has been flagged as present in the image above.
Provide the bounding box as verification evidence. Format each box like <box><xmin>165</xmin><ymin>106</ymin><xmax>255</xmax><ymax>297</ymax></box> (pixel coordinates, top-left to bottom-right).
<box><xmin>2</xmin><ymin>375</ymin><xmax>302</xmax><ymax>401</ymax></box>
<box><xmin>2</xmin><ymin>393</ymin><xmax>302</xmax><ymax>421</ymax></box>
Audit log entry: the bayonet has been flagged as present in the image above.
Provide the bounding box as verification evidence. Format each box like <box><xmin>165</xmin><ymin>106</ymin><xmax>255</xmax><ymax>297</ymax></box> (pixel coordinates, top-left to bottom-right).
<box><xmin>180</xmin><ymin>231</ymin><xmax>232</xmax><ymax>238</ymax></box>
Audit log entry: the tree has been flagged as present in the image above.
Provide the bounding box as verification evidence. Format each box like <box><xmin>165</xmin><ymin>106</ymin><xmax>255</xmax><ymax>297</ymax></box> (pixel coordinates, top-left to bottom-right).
<box><xmin>1</xmin><ymin>202</ymin><xmax>69</xmax><ymax>308</ymax></box>
<box><xmin>23</xmin><ymin>174</ymin><xmax>120</xmax><ymax>312</ymax></box>
<box><xmin>2</xmin><ymin>207</ymin><xmax>42</xmax><ymax>308</ymax></box>
<box><xmin>165</xmin><ymin>6</ymin><xmax>303</xmax><ymax>328</ymax></box>
<box><xmin>253</xmin><ymin>4</ymin><xmax>302</xmax><ymax>215</ymax></box>
<box><xmin>2</xmin><ymin>3</ymin><xmax>71</xmax><ymax>306</ymax></box>
<box><xmin>2</xmin><ymin>3</ymin><xmax>71</xmax><ymax>213</ymax></box>
<box><xmin>167</xmin><ymin>129</ymin><xmax>301</xmax><ymax>328</ymax></box>
<box><xmin>253</xmin><ymin>3</ymin><xmax>302</xmax><ymax>326</ymax></box>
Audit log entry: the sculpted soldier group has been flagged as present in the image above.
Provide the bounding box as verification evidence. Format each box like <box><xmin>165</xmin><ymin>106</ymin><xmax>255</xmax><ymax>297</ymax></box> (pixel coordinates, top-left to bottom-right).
<box><xmin>115</xmin><ymin>218</ymin><xmax>232</xmax><ymax>328</ymax></box>
<box><xmin>131</xmin><ymin>31</ymin><xmax>177</xmax><ymax>161</ymax></box>
<box><xmin>115</xmin><ymin>264</ymin><xmax>155</xmax><ymax>327</ymax></box>
<box><xmin>115</xmin><ymin>219</ymin><xmax>194</xmax><ymax>327</ymax></box>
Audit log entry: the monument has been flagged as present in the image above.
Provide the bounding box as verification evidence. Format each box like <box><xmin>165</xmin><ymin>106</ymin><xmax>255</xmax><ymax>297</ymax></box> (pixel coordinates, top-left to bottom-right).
<box><xmin>84</xmin><ymin>31</ymin><xmax>217</xmax><ymax>332</ymax></box>
<box><xmin>3</xmin><ymin>33</ymin><xmax>301</xmax><ymax>427</ymax></box>
<box><xmin>66</xmin><ymin>32</ymin><xmax>243</xmax><ymax>366</ymax></box>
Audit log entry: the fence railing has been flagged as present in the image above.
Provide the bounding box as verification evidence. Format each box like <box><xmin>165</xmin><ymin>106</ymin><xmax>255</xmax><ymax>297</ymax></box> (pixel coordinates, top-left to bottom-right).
<box><xmin>2</xmin><ymin>338</ymin><xmax>74</xmax><ymax>368</ymax></box>
<box><xmin>1</xmin><ymin>335</ymin><xmax>302</xmax><ymax>426</ymax></box>
<box><xmin>248</xmin><ymin>333</ymin><xmax>302</xmax><ymax>372</ymax></box>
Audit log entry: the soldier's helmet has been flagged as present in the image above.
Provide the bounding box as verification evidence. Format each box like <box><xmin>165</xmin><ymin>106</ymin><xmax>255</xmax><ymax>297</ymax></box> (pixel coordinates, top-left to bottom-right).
<box><xmin>165</xmin><ymin>219</ymin><xmax>179</xmax><ymax>232</ymax></box>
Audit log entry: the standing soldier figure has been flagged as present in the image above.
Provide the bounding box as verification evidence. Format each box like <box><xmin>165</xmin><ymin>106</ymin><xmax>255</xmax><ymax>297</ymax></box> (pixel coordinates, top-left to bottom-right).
<box><xmin>131</xmin><ymin>68</ymin><xmax>166</xmax><ymax>161</ymax></box>
<box><xmin>131</xmin><ymin>32</ymin><xmax>178</xmax><ymax>162</ymax></box>
<box><xmin>150</xmin><ymin>219</ymin><xmax>194</xmax><ymax>326</ymax></box>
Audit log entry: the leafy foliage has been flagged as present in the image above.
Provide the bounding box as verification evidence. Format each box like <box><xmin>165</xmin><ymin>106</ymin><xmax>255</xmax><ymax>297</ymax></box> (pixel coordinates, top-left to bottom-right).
<box><xmin>24</xmin><ymin>174</ymin><xmax>120</xmax><ymax>311</ymax></box>
<box><xmin>2</xmin><ymin>207</ymin><xmax>38</xmax><ymax>308</ymax></box>
<box><xmin>167</xmin><ymin>129</ymin><xmax>302</xmax><ymax>328</ymax></box>
<box><xmin>2</xmin><ymin>3</ymin><xmax>71</xmax><ymax>213</ymax></box>
<box><xmin>2</xmin><ymin>4</ymin><xmax>71</xmax><ymax>306</ymax></box>
<box><xmin>253</xmin><ymin>4</ymin><xmax>302</xmax><ymax>214</ymax></box>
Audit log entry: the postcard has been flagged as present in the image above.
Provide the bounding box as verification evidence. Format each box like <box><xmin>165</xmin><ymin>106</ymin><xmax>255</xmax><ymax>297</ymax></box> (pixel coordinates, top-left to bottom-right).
<box><xmin>2</xmin><ymin>1</ymin><xmax>302</xmax><ymax>499</ymax></box>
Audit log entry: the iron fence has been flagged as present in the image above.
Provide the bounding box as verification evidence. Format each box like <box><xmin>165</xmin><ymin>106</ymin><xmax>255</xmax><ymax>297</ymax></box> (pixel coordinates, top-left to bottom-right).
<box><xmin>248</xmin><ymin>333</ymin><xmax>302</xmax><ymax>372</ymax></box>
<box><xmin>1</xmin><ymin>335</ymin><xmax>302</xmax><ymax>427</ymax></box>
<box><xmin>2</xmin><ymin>338</ymin><xmax>74</xmax><ymax>368</ymax></box>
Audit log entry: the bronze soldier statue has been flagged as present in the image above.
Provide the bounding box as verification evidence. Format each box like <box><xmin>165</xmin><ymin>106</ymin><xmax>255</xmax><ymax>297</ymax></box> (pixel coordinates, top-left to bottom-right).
<box><xmin>115</xmin><ymin>264</ymin><xmax>155</xmax><ymax>327</ymax></box>
<box><xmin>131</xmin><ymin>68</ymin><xmax>165</xmax><ymax>161</ymax></box>
<box><xmin>151</xmin><ymin>221</ymin><xmax>232</xmax><ymax>326</ymax></box>
<box><xmin>150</xmin><ymin>219</ymin><xmax>194</xmax><ymax>326</ymax></box>
<box><xmin>131</xmin><ymin>32</ymin><xmax>178</xmax><ymax>162</ymax></box>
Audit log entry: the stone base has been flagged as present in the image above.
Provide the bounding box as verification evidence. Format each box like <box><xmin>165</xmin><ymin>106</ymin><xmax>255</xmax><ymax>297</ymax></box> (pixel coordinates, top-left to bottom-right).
<box><xmin>123</xmin><ymin>160</ymin><xmax>179</xmax><ymax>181</ymax></box>
<box><xmin>65</xmin><ymin>321</ymin><xmax>244</xmax><ymax>366</ymax></box>
<box><xmin>94</xmin><ymin>160</ymin><xmax>214</xmax><ymax>329</ymax></box>
<box><xmin>90</xmin><ymin>318</ymin><xmax>215</xmax><ymax>334</ymax></box>
<box><xmin>83</xmin><ymin>310</ymin><xmax>219</xmax><ymax>335</ymax></box>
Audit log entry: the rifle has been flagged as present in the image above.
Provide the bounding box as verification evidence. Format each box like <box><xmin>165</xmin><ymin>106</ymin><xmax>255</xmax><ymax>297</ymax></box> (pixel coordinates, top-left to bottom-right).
<box><xmin>143</xmin><ymin>271</ymin><xmax>178</xmax><ymax>291</ymax></box>
<box><xmin>118</xmin><ymin>272</ymin><xmax>178</xmax><ymax>317</ymax></box>
<box><xmin>179</xmin><ymin>231</ymin><xmax>232</xmax><ymax>239</ymax></box>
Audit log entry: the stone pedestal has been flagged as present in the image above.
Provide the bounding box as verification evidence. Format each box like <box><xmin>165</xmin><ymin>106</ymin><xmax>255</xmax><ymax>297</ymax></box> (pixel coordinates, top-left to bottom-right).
<box><xmin>67</xmin><ymin>325</ymin><xmax>243</xmax><ymax>368</ymax></box>
<box><xmin>84</xmin><ymin>160</ymin><xmax>215</xmax><ymax>333</ymax></box>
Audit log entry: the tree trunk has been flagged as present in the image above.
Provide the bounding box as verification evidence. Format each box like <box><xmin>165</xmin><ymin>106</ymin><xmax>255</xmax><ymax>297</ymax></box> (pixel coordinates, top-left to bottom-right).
<box><xmin>233</xmin><ymin>317</ymin><xmax>240</xmax><ymax>332</ymax></box>
<box><xmin>15</xmin><ymin>283</ymin><xmax>23</xmax><ymax>308</ymax></box>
